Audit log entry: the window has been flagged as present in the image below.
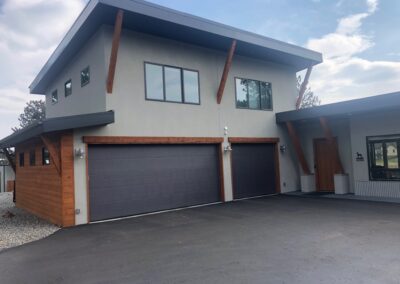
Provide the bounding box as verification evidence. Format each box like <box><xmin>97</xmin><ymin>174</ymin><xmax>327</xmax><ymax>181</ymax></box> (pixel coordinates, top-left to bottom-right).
<box><xmin>367</xmin><ymin>135</ymin><xmax>400</xmax><ymax>181</ymax></box>
<box><xmin>51</xmin><ymin>89</ymin><xmax>58</xmax><ymax>104</ymax></box>
<box><xmin>42</xmin><ymin>148</ymin><xmax>50</xmax><ymax>165</ymax></box>
<box><xmin>65</xmin><ymin>79</ymin><xmax>72</xmax><ymax>97</ymax></box>
<box><xmin>29</xmin><ymin>150</ymin><xmax>36</xmax><ymax>166</ymax></box>
<box><xmin>145</xmin><ymin>63</ymin><xmax>200</xmax><ymax>104</ymax></box>
<box><xmin>81</xmin><ymin>66</ymin><xmax>90</xmax><ymax>87</ymax></box>
<box><xmin>19</xmin><ymin>153</ymin><xmax>24</xmax><ymax>167</ymax></box>
<box><xmin>235</xmin><ymin>78</ymin><xmax>272</xmax><ymax>110</ymax></box>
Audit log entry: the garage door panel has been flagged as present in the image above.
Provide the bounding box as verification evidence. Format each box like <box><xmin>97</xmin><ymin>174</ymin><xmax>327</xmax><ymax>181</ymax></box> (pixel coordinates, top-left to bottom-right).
<box><xmin>232</xmin><ymin>143</ymin><xmax>276</xmax><ymax>199</ymax></box>
<box><xmin>88</xmin><ymin>144</ymin><xmax>221</xmax><ymax>221</ymax></box>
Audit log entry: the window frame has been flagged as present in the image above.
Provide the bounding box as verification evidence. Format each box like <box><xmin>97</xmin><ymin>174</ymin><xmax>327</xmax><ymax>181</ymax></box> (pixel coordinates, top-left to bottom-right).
<box><xmin>42</xmin><ymin>147</ymin><xmax>50</xmax><ymax>166</ymax></box>
<box><xmin>234</xmin><ymin>77</ymin><xmax>273</xmax><ymax>111</ymax></box>
<box><xmin>29</xmin><ymin>149</ymin><xmax>36</xmax><ymax>167</ymax></box>
<box><xmin>51</xmin><ymin>89</ymin><xmax>58</xmax><ymax>104</ymax></box>
<box><xmin>64</xmin><ymin>79</ymin><xmax>72</xmax><ymax>97</ymax></box>
<box><xmin>81</xmin><ymin>66</ymin><xmax>90</xmax><ymax>87</ymax></box>
<box><xmin>144</xmin><ymin>62</ymin><xmax>201</xmax><ymax>105</ymax></box>
<box><xmin>367</xmin><ymin>135</ymin><xmax>400</xmax><ymax>181</ymax></box>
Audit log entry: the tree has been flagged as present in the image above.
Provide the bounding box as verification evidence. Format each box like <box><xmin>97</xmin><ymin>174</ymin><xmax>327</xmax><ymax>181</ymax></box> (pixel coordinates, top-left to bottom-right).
<box><xmin>296</xmin><ymin>75</ymin><xmax>320</xmax><ymax>109</ymax></box>
<box><xmin>12</xmin><ymin>100</ymin><xmax>46</xmax><ymax>132</ymax></box>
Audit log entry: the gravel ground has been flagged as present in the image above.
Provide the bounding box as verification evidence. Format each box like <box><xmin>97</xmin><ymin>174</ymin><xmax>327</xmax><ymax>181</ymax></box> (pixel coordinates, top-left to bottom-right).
<box><xmin>0</xmin><ymin>192</ymin><xmax>59</xmax><ymax>251</ymax></box>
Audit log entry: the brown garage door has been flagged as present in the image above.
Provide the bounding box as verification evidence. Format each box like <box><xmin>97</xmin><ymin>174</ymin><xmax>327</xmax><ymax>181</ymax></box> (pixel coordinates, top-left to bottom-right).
<box><xmin>231</xmin><ymin>143</ymin><xmax>277</xmax><ymax>199</ymax></box>
<box><xmin>88</xmin><ymin>144</ymin><xmax>221</xmax><ymax>222</ymax></box>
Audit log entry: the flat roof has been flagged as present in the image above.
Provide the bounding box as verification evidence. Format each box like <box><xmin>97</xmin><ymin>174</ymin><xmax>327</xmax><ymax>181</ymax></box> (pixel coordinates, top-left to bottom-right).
<box><xmin>30</xmin><ymin>0</ymin><xmax>322</xmax><ymax>94</ymax></box>
<box><xmin>276</xmin><ymin>91</ymin><xmax>400</xmax><ymax>123</ymax></box>
<box><xmin>0</xmin><ymin>111</ymin><xmax>114</xmax><ymax>148</ymax></box>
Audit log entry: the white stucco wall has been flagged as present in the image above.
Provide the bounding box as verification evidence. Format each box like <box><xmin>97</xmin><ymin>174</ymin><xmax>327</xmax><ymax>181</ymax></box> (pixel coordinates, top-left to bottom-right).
<box><xmin>45</xmin><ymin>28</ymin><xmax>108</xmax><ymax>118</ymax></box>
<box><xmin>350</xmin><ymin>110</ymin><xmax>400</xmax><ymax>198</ymax></box>
<box><xmin>72</xmin><ymin>26</ymin><xmax>302</xmax><ymax>224</ymax></box>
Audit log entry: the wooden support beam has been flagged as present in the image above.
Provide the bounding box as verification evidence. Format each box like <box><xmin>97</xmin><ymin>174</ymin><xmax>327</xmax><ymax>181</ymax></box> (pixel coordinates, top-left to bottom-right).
<box><xmin>2</xmin><ymin>148</ymin><xmax>15</xmax><ymax>172</ymax></box>
<box><xmin>216</xmin><ymin>39</ymin><xmax>237</xmax><ymax>104</ymax></box>
<box><xmin>106</xmin><ymin>9</ymin><xmax>124</xmax><ymax>94</ymax></box>
<box><xmin>296</xmin><ymin>66</ymin><xmax>313</xmax><ymax>109</ymax></box>
<box><xmin>319</xmin><ymin>117</ymin><xmax>344</xmax><ymax>174</ymax></box>
<box><xmin>286</xmin><ymin>121</ymin><xmax>311</xmax><ymax>175</ymax></box>
<box><xmin>41</xmin><ymin>135</ymin><xmax>61</xmax><ymax>176</ymax></box>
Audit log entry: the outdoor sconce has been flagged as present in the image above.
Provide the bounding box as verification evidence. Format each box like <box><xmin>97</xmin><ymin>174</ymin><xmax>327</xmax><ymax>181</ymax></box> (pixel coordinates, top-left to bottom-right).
<box><xmin>224</xmin><ymin>145</ymin><xmax>233</xmax><ymax>153</ymax></box>
<box><xmin>280</xmin><ymin>145</ymin><xmax>287</xmax><ymax>153</ymax></box>
<box><xmin>74</xmin><ymin>148</ymin><xmax>86</xmax><ymax>159</ymax></box>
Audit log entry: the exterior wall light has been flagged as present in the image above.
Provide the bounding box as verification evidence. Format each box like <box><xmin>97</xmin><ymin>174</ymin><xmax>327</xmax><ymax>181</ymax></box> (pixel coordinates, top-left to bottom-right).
<box><xmin>74</xmin><ymin>148</ymin><xmax>86</xmax><ymax>159</ymax></box>
<box><xmin>280</xmin><ymin>145</ymin><xmax>287</xmax><ymax>153</ymax></box>
<box><xmin>224</xmin><ymin>145</ymin><xmax>233</xmax><ymax>152</ymax></box>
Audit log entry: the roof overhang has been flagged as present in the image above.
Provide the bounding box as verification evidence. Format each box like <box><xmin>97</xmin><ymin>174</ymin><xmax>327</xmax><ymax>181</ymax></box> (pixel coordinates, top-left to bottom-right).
<box><xmin>29</xmin><ymin>0</ymin><xmax>322</xmax><ymax>94</ymax></box>
<box><xmin>276</xmin><ymin>91</ymin><xmax>400</xmax><ymax>123</ymax></box>
<box><xmin>0</xmin><ymin>111</ymin><xmax>115</xmax><ymax>148</ymax></box>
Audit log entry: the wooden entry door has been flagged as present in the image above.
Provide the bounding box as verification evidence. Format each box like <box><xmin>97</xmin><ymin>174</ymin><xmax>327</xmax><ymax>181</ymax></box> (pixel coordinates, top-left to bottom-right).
<box><xmin>314</xmin><ymin>138</ymin><xmax>340</xmax><ymax>192</ymax></box>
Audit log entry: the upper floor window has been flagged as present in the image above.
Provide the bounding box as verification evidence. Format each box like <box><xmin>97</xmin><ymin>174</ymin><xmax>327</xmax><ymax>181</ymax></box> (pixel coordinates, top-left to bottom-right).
<box><xmin>29</xmin><ymin>149</ymin><xmax>36</xmax><ymax>166</ymax></box>
<box><xmin>145</xmin><ymin>63</ymin><xmax>200</xmax><ymax>104</ymax></box>
<box><xmin>368</xmin><ymin>135</ymin><xmax>400</xmax><ymax>181</ymax></box>
<box><xmin>81</xmin><ymin>66</ymin><xmax>90</xmax><ymax>87</ymax></box>
<box><xmin>65</xmin><ymin>79</ymin><xmax>72</xmax><ymax>97</ymax></box>
<box><xmin>42</xmin><ymin>148</ymin><xmax>50</xmax><ymax>166</ymax></box>
<box><xmin>19</xmin><ymin>152</ymin><xmax>24</xmax><ymax>167</ymax></box>
<box><xmin>235</xmin><ymin>78</ymin><xmax>273</xmax><ymax>110</ymax></box>
<box><xmin>51</xmin><ymin>89</ymin><xmax>58</xmax><ymax>104</ymax></box>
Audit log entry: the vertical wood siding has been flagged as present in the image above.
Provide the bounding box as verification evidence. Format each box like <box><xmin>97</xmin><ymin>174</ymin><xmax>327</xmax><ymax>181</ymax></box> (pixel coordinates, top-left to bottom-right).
<box><xmin>15</xmin><ymin>132</ymin><xmax>75</xmax><ymax>227</ymax></box>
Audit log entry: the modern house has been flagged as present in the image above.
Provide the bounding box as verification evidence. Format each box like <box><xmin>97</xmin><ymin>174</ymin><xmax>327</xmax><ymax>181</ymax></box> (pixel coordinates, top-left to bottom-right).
<box><xmin>9</xmin><ymin>0</ymin><xmax>399</xmax><ymax>228</ymax></box>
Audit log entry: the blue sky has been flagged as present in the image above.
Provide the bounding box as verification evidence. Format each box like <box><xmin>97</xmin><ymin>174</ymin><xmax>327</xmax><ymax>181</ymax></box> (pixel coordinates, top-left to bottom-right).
<box><xmin>0</xmin><ymin>0</ymin><xmax>399</xmax><ymax>138</ymax></box>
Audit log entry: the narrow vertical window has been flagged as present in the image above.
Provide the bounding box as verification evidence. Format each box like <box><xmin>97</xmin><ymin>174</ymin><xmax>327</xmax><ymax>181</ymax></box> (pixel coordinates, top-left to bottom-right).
<box><xmin>65</xmin><ymin>79</ymin><xmax>72</xmax><ymax>97</ymax></box>
<box><xmin>145</xmin><ymin>63</ymin><xmax>164</xmax><ymax>100</ymax></box>
<box><xmin>29</xmin><ymin>150</ymin><xmax>36</xmax><ymax>166</ymax></box>
<box><xmin>81</xmin><ymin>66</ymin><xmax>90</xmax><ymax>87</ymax></box>
<box><xmin>235</xmin><ymin>78</ymin><xmax>248</xmax><ymax>108</ymax></box>
<box><xmin>183</xmin><ymin>70</ymin><xmax>199</xmax><ymax>104</ymax></box>
<box><xmin>19</xmin><ymin>153</ymin><xmax>24</xmax><ymax>167</ymax></box>
<box><xmin>51</xmin><ymin>90</ymin><xmax>58</xmax><ymax>104</ymax></box>
<box><xmin>42</xmin><ymin>148</ymin><xmax>50</xmax><ymax>165</ymax></box>
<box><xmin>164</xmin><ymin>66</ymin><xmax>182</xmax><ymax>102</ymax></box>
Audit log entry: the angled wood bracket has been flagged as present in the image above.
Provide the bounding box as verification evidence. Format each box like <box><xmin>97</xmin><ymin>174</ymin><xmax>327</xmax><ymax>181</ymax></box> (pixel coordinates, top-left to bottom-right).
<box><xmin>106</xmin><ymin>9</ymin><xmax>124</xmax><ymax>94</ymax></box>
<box><xmin>2</xmin><ymin>148</ymin><xmax>15</xmax><ymax>172</ymax></box>
<box><xmin>286</xmin><ymin>121</ymin><xmax>311</xmax><ymax>175</ymax></box>
<box><xmin>296</xmin><ymin>66</ymin><xmax>313</xmax><ymax>109</ymax></box>
<box><xmin>216</xmin><ymin>39</ymin><xmax>237</xmax><ymax>104</ymax></box>
<box><xmin>41</xmin><ymin>135</ymin><xmax>61</xmax><ymax>176</ymax></box>
<box><xmin>319</xmin><ymin>117</ymin><xmax>344</xmax><ymax>174</ymax></box>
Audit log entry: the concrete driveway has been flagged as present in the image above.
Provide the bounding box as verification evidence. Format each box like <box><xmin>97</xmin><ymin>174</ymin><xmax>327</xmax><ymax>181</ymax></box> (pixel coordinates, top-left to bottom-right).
<box><xmin>0</xmin><ymin>195</ymin><xmax>400</xmax><ymax>284</ymax></box>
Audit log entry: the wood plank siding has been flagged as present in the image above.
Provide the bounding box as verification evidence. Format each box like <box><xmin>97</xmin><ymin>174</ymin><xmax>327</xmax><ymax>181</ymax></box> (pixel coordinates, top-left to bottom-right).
<box><xmin>15</xmin><ymin>132</ymin><xmax>75</xmax><ymax>227</ymax></box>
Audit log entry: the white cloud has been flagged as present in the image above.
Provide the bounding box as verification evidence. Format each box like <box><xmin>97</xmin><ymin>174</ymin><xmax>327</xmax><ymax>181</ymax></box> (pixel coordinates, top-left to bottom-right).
<box><xmin>0</xmin><ymin>0</ymin><xmax>86</xmax><ymax>136</ymax></box>
<box><xmin>305</xmin><ymin>0</ymin><xmax>400</xmax><ymax>103</ymax></box>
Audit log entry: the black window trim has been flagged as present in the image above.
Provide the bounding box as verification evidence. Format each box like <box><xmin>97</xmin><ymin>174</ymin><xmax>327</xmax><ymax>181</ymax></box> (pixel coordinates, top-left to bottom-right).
<box><xmin>81</xmin><ymin>66</ymin><xmax>90</xmax><ymax>87</ymax></box>
<box><xmin>144</xmin><ymin>61</ymin><xmax>201</xmax><ymax>105</ymax></box>
<box><xmin>234</xmin><ymin>76</ymin><xmax>273</xmax><ymax>111</ymax></box>
<box><xmin>64</xmin><ymin>79</ymin><xmax>72</xmax><ymax>97</ymax></box>
<box><xmin>367</xmin><ymin>134</ymin><xmax>400</xmax><ymax>181</ymax></box>
<box><xmin>51</xmin><ymin>89</ymin><xmax>58</xmax><ymax>105</ymax></box>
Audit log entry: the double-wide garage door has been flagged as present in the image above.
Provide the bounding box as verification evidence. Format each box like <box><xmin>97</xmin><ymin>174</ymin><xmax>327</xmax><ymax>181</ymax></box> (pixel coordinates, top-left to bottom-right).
<box><xmin>88</xmin><ymin>144</ymin><xmax>221</xmax><ymax>222</ymax></box>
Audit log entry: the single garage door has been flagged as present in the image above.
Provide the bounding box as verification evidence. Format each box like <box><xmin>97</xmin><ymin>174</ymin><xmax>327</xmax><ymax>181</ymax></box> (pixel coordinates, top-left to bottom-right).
<box><xmin>88</xmin><ymin>144</ymin><xmax>221</xmax><ymax>221</ymax></box>
<box><xmin>231</xmin><ymin>143</ymin><xmax>276</xmax><ymax>199</ymax></box>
